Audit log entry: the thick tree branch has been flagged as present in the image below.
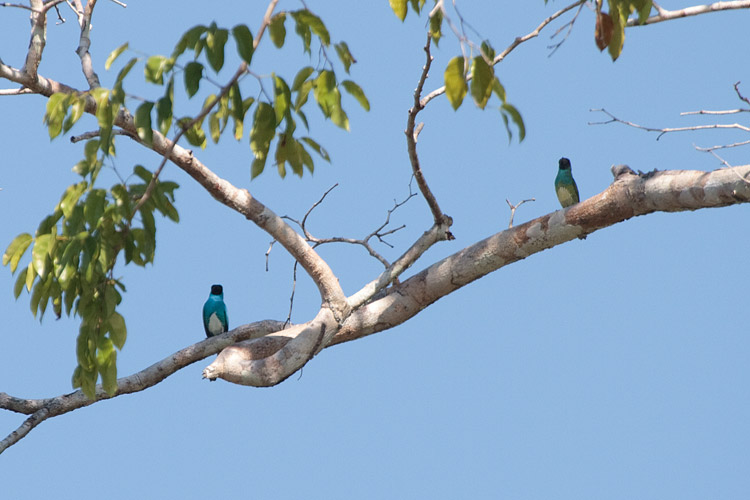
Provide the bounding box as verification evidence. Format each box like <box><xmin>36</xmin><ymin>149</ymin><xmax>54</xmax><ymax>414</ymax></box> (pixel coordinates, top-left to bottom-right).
<box><xmin>330</xmin><ymin>164</ymin><xmax>750</xmax><ymax>346</ymax></box>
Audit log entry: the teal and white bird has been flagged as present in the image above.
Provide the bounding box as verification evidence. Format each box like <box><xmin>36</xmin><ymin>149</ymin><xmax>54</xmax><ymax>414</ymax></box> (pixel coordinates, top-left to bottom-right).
<box><xmin>555</xmin><ymin>157</ymin><xmax>580</xmax><ymax>208</ymax></box>
<box><xmin>203</xmin><ymin>284</ymin><xmax>228</xmax><ymax>337</ymax></box>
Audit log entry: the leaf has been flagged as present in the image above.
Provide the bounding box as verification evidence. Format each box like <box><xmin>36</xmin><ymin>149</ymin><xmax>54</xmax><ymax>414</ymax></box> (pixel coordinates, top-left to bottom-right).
<box><xmin>144</xmin><ymin>55</ymin><xmax>171</xmax><ymax>85</ymax></box>
<box><xmin>293</xmin><ymin>10</ymin><xmax>330</xmax><ymax>46</ymax></box>
<box><xmin>156</xmin><ymin>79</ymin><xmax>174</xmax><ymax>136</ymax></box>
<box><xmin>184</xmin><ymin>61</ymin><xmax>203</xmax><ymax>98</ymax></box>
<box><xmin>3</xmin><ymin>233</ymin><xmax>33</xmax><ymax>273</ymax></box>
<box><xmin>205</xmin><ymin>27</ymin><xmax>228</xmax><ymax>72</ymax></box>
<box><xmin>444</xmin><ymin>57</ymin><xmax>467</xmax><ymax>111</ymax></box>
<box><xmin>470</xmin><ymin>55</ymin><xmax>494</xmax><ymax>109</ymax></box>
<box><xmin>134</xmin><ymin>101</ymin><xmax>154</xmax><ymax>145</ymax></box>
<box><xmin>172</xmin><ymin>25</ymin><xmax>207</xmax><ymax>59</ymax></box>
<box><xmin>335</xmin><ymin>42</ymin><xmax>356</xmax><ymax>73</ymax></box>
<box><xmin>59</xmin><ymin>182</ymin><xmax>87</xmax><ymax>219</ymax></box>
<box><xmin>44</xmin><ymin>93</ymin><xmax>69</xmax><ymax>140</ymax></box>
<box><xmin>14</xmin><ymin>270</ymin><xmax>26</xmax><ymax>298</ymax></box>
<box><xmin>229</xmin><ymin>83</ymin><xmax>246</xmax><ymax>140</ymax></box>
<box><xmin>429</xmin><ymin>8</ymin><xmax>443</xmax><ymax>45</ymax></box>
<box><xmin>300</xmin><ymin>137</ymin><xmax>330</xmax><ymax>162</ymax></box>
<box><xmin>251</xmin><ymin>157</ymin><xmax>267</xmax><ymax>179</ymax></box>
<box><xmin>250</xmin><ymin>102</ymin><xmax>276</xmax><ymax>165</ymax></box>
<box><xmin>595</xmin><ymin>11</ymin><xmax>614</xmax><ymax>51</ymax></box>
<box><xmin>178</xmin><ymin>117</ymin><xmax>207</xmax><ymax>148</ymax></box>
<box><xmin>292</xmin><ymin>66</ymin><xmax>314</xmax><ymax>92</ymax></box>
<box><xmin>25</xmin><ymin>261</ymin><xmax>36</xmax><ymax>292</ymax></box>
<box><xmin>232</xmin><ymin>24</ymin><xmax>254</xmax><ymax>64</ymax></box>
<box><xmin>273</xmin><ymin>75</ymin><xmax>292</xmax><ymax>125</ymax></box>
<box><xmin>269</xmin><ymin>13</ymin><xmax>287</xmax><ymax>48</ymax></box>
<box><xmin>390</xmin><ymin>0</ymin><xmax>408</xmax><ymax>21</ymax></box>
<box><xmin>63</xmin><ymin>96</ymin><xmax>86</xmax><ymax>134</ymax></box>
<box><xmin>105</xmin><ymin>42</ymin><xmax>129</xmax><ymax>70</ymax></box>
<box><xmin>341</xmin><ymin>80</ymin><xmax>370</xmax><ymax>111</ymax></box>
<box><xmin>32</xmin><ymin>233</ymin><xmax>53</xmax><ymax>278</ymax></box>
<box><xmin>500</xmin><ymin>103</ymin><xmax>526</xmax><ymax>142</ymax></box>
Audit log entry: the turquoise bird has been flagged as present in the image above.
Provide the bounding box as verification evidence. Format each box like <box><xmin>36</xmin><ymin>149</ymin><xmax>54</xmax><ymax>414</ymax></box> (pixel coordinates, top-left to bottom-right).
<box><xmin>203</xmin><ymin>284</ymin><xmax>228</xmax><ymax>337</ymax></box>
<box><xmin>555</xmin><ymin>157</ymin><xmax>580</xmax><ymax>208</ymax></box>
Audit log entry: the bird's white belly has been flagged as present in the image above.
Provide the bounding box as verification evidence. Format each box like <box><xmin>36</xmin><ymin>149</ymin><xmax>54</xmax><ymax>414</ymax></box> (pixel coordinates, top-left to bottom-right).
<box><xmin>207</xmin><ymin>313</ymin><xmax>224</xmax><ymax>335</ymax></box>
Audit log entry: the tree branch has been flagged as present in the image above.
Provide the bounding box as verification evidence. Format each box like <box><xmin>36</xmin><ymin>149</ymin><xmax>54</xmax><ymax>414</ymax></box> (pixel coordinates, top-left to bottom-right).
<box><xmin>75</xmin><ymin>0</ymin><xmax>101</xmax><ymax>89</ymax></box>
<box><xmin>421</xmin><ymin>0</ymin><xmax>586</xmax><ymax>106</ymax></box>
<box><xmin>0</xmin><ymin>320</ymin><xmax>286</xmax><ymax>453</ymax></box>
<box><xmin>406</xmin><ymin>34</ymin><xmax>452</xmax><ymax>231</ymax></box>
<box><xmin>331</xmin><ymin>164</ymin><xmax>750</xmax><ymax>346</ymax></box>
<box><xmin>630</xmin><ymin>0</ymin><xmax>750</xmax><ymax>26</ymax></box>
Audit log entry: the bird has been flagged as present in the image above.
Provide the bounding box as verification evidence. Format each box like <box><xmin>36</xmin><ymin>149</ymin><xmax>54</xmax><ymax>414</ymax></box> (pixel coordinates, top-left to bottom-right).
<box><xmin>203</xmin><ymin>284</ymin><xmax>228</xmax><ymax>338</ymax></box>
<box><xmin>555</xmin><ymin>157</ymin><xmax>580</xmax><ymax>208</ymax></box>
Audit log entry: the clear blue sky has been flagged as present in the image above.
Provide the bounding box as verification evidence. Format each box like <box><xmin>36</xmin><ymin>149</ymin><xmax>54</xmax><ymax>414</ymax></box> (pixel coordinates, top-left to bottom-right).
<box><xmin>2</xmin><ymin>2</ymin><xmax>749</xmax><ymax>498</ymax></box>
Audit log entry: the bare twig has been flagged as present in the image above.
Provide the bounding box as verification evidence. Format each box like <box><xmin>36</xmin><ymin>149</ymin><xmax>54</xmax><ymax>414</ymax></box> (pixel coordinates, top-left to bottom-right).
<box><xmin>589</xmin><ymin>108</ymin><xmax>750</xmax><ymax>140</ymax></box>
<box><xmin>0</xmin><ymin>87</ymin><xmax>34</xmax><ymax>95</ymax></box>
<box><xmin>506</xmin><ymin>198</ymin><xmax>535</xmax><ymax>228</ymax></box>
<box><xmin>547</xmin><ymin>1</ymin><xmax>586</xmax><ymax>56</ymax></box>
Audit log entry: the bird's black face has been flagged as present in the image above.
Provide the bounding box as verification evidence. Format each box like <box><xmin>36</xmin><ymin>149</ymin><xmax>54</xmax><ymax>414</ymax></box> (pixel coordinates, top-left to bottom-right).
<box><xmin>559</xmin><ymin>157</ymin><xmax>571</xmax><ymax>170</ymax></box>
<box><xmin>210</xmin><ymin>284</ymin><xmax>223</xmax><ymax>295</ymax></box>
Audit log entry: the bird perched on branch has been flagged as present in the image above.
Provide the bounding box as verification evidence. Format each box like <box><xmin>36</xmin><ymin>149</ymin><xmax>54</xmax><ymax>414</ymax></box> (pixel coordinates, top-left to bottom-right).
<box><xmin>203</xmin><ymin>284</ymin><xmax>228</xmax><ymax>337</ymax></box>
<box><xmin>555</xmin><ymin>157</ymin><xmax>580</xmax><ymax>208</ymax></box>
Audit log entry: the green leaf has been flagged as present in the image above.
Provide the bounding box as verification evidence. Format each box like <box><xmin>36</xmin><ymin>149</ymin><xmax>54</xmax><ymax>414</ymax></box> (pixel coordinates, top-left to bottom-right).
<box><xmin>335</xmin><ymin>42</ymin><xmax>356</xmax><ymax>73</ymax></box>
<box><xmin>313</xmin><ymin>70</ymin><xmax>337</xmax><ymax>116</ymax></box>
<box><xmin>292</xmin><ymin>67</ymin><xmax>314</xmax><ymax>93</ymax></box>
<box><xmin>98</xmin><ymin>345</ymin><xmax>118</xmax><ymax>396</ymax></box>
<box><xmin>60</xmin><ymin>182</ymin><xmax>87</xmax><ymax>219</ymax></box>
<box><xmin>3</xmin><ymin>233</ymin><xmax>32</xmax><ymax>273</ymax></box>
<box><xmin>178</xmin><ymin>117</ymin><xmax>207</xmax><ymax>149</ymax></box>
<box><xmin>444</xmin><ymin>57</ymin><xmax>467</xmax><ymax>111</ymax></box>
<box><xmin>44</xmin><ymin>93</ymin><xmax>69</xmax><ymax>140</ymax></box>
<box><xmin>251</xmin><ymin>156</ymin><xmax>267</xmax><ymax>179</ymax></box>
<box><xmin>184</xmin><ymin>61</ymin><xmax>203</xmax><ymax>98</ymax></box>
<box><xmin>269</xmin><ymin>13</ymin><xmax>287</xmax><ymax>48</ymax></box>
<box><xmin>341</xmin><ymin>80</ymin><xmax>370</xmax><ymax>111</ymax></box>
<box><xmin>232</xmin><ymin>24</ymin><xmax>254</xmax><ymax>64</ymax></box>
<box><xmin>25</xmin><ymin>261</ymin><xmax>36</xmax><ymax>292</ymax></box>
<box><xmin>470</xmin><ymin>55</ymin><xmax>493</xmax><ymax>109</ymax></box>
<box><xmin>492</xmin><ymin>78</ymin><xmax>506</xmax><ymax>103</ymax></box>
<box><xmin>156</xmin><ymin>79</ymin><xmax>174</xmax><ymax>136</ymax></box>
<box><xmin>135</xmin><ymin>101</ymin><xmax>154</xmax><ymax>145</ymax></box>
<box><xmin>144</xmin><ymin>55</ymin><xmax>172</xmax><ymax>85</ymax></box>
<box><xmin>300</xmin><ymin>137</ymin><xmax>330</xmax><ymax>162</ymax></box>
<box><xmin>500</xmin><ymin>103</ymin><xmax>526</xmax><ymax>142</ymax></box>
<box><xmin>172</xmin><ymin>25</ymin><xmax>207</xmax><ymax>59</ymax></box>
<box><xmin>105</xmin><ymin>42</ymin><xmax>129</xmax><ymax>70</ymax></box>
<box><xmin>63</xmin><ymin>96</ymin><xmax>86</xmax><ymax>135</ymax></box>
<box><xmin>32</xmin><ymin>234</ymin><xmax>53</xmax><ymax>278</ymax></box>
<box><xmin>293</xmin><ymin>10</ymin><xmax>330</xmax><ymax>46</ymax></box>
<box><xmin>229</xmin><ymin>83</ymin><xmax>246</xmax><ymax>140</ymax></box>
<box><xmin>273</xmin><ymin>75</ymin><xmax>292</xmax><ymax>124</ymax></box>
<box><xmin>205</xmin><ymin>26</ymin><xmax>228</xmax><ymax>72</ymax></box>
<box><xmin>14</xmin><ymin>270</ymin><xmax>26</xmax><ymax>298</ymax></box>
<box><xmin>250</xmin><ymin>102</ymin><xmax>276</xmax><ymax>166</ymax></box>
<box><xmin>429</xmin><ymin>9</ymin><xmax>443</xmax><ymax>45</ymax></box>
<box><xmin>390</xmin><ymin>0</ymin><xmax>408</xmax><ymax>21</ymax></box>
<box><xmin>114</xmin><ymin>57</ymin><xmax>139</xmax><ymax>88</ymax></box>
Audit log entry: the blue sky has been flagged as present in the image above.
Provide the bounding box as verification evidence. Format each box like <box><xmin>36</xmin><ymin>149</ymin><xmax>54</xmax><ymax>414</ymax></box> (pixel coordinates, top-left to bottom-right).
<box><xmin>1</xmin><ymin>1</ymin><xmax>749</xmax><ymax>498</ymax></box>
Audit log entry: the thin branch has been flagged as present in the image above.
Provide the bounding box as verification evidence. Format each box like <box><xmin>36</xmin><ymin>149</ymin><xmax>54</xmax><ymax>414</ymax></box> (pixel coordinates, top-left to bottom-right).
<box><xmin>506</xmin><ymin>198</ymin><xmax>535</xmax><ymax>228</ymax></box>
<box><xmin>406</xmin><ymin>34</ymin><xmax>452</xmax><ymax>230</ymax></box>
<box><xmin>421</xmin><ymin>0</ymin><xmax>586</xmax><ymax>106</ymax></box>
<box><xmin>547</xmin><ymin>0</ymin><xmax>586</xmax><ymax>56</ymax></box>
<box><xmin>695</xmin><ymin>139</ymin><xmax>750</xmax><ymax>152</ymax></box>
<box><xmin>0</xmin><ymin>87</ymin><xmax>35</xmax><ymax>95</ymax></box>
<box><xmin>629</xmin><ymin>0</ymin><xmax>750</xmax><ymax>26</ymax></box>
<box><xmin>75</xmin><ymin>0</ymin><xmax>101</xmax><ymax>88</ymax></box>
<box><xmin>589</xmin><ymin>108</ymin><xmax>750</xmax><ymax>140</ymax></box>
<box><xmin>0</xmin><ymin>320</ymin><xmax>288</xmax><ymax>453</ymax></box>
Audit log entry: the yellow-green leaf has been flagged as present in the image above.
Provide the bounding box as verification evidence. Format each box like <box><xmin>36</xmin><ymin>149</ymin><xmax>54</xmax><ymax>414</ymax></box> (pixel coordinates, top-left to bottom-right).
<box><xmin>444</xmin><ymin>57</ymin><xmax>467</xmax><ymax>111</ymax></box>
<box><xmin>390</xmin><ymin>0</ymin><xmax>408</xmax><ymax>21</ymax></box>
<box><xmin>3</xmin><ymin>233</ymin><xmax>32</xmax><ymax>273</ymax></box>
<box><xmin>105</xmin><ymin>42</ymin><xmax>129</xmax><ymax>70</ymax></box>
